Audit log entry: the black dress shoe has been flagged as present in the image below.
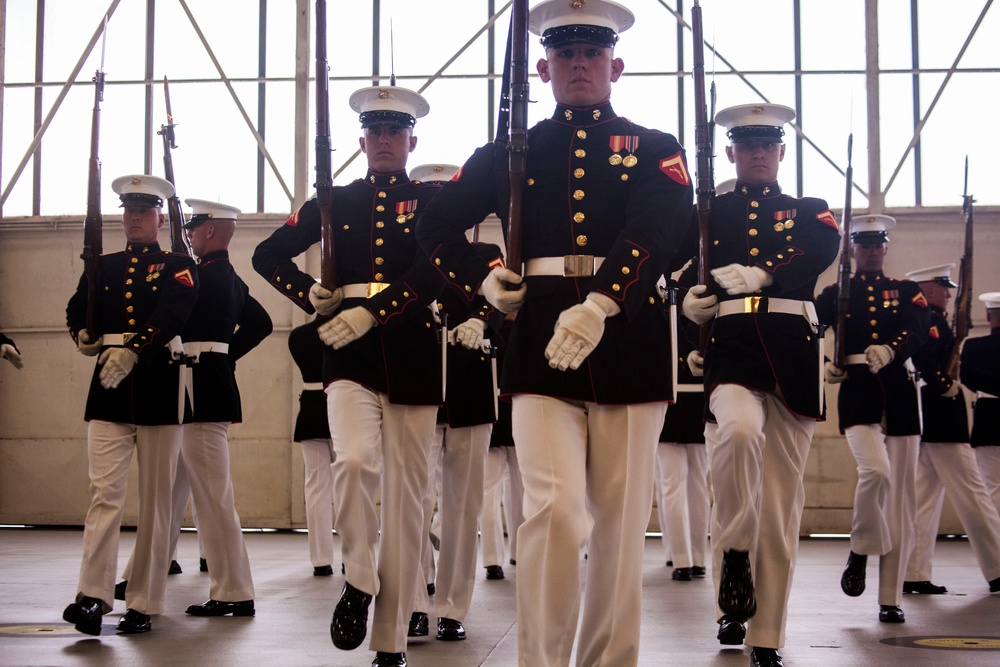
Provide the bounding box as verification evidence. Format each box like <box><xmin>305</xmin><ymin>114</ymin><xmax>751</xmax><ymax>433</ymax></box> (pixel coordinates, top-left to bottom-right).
<box><xmin>372</xmin><ymin>652</ymin><xmax>406</xmax><ymax>666</ymax></box>
<box><xmin>717</xmin><ymin>615</ymin><xmax>747</xmax><ymax>646</ymax></box>
<box><xmin>989</xmin><ymin>576</ymin><xmax>1000</xmax><ymax>593</ymax></box>
<box><xmin>62</xmin><ymin>596</ymin><xmax>104</xmax><ymax>636</ymax></box>
<box><xmin>330</xmin><ymin>582</ymin><xmax>372</xmax><ymax>650</ymax></box>
<box><xmin>841</xmin><ymin>551</ymin><xmax>867</xmax><ymax>597</ymax></box>
<box><xmin>168</xmin><ymin>559</ymin><xmax>182</xmax><ymax>575</ymax></box>
<box><xmin>426</xmin><ymin>582</ymin><xmax>435</xmax><ymax>596</ymax></box>
<box><xmin>185</xmin><ymin>599</ymin><xmax>255</xmax><ymax>617</ymax></box>
<box><xmin>114</xmin><ymin>580</ymin><xmax>127</xmax><ymax>601</ymax></box>
<box><xmin>314</xmin><ymin>564</ymin><xmax>335</xmax><ymax>577</ymax></box>
<box><xmin>436</xmin><ymin>617</ymin><xmax>466</xmax><ymax>641</ymax></box>
<box><xmin>407</xmin><ymin>611</ymin><xmax>429</xmax><ymax>637</ymax></box>
<box><xmin>116</xmin><ymin>608</ymin><xmax>152</xmax><ymax>634</ymax></box>
<box><xmin>750</xmin><ymin>647</ymin><xmax>784</xmax><ymax>667</ymax></box>
<box><xmin>199</xmin><ymin>558</ymin><xmax>208</xmax><ymax>572</ymax></box>
<box><xmin>903</xmin><ymin>580</ymin><xmax>947</xmax><ymax>594</ymax></box>
<box><xmin>666</xmin><ymin>560</ymin><xmax>674</xmax><ymax>567</ymax></box>
<box><xmin>691</xmin><ymin>565</ymin><xmax>706</xmax><ymax>578</ymax></box>
<box><xmin>879</xmin><ymin>605</ymin><xmax>905</xmax><ymax>623</ymax></box>
<box><xmin>719</xmin><ymin>550</ymin><xmax>756</xmax><ymax>621</ymax></box>
<box><xmin>672</xmin><ymin>567</ymin><xmax>693</xmax><ymax>581</ymax></box>
<box><xmin>485</xmin><ymin>564</ymin><xmax>505</xmax><ymax>580</ymax></box>
<box><xmin>509</xmin><ymin>558</ymin><xmax>516</xmax><ymax>566</ymax></box>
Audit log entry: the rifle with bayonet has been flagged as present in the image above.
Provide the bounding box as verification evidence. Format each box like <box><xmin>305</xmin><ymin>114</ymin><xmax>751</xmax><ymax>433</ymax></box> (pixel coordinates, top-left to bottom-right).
<box><xmin>505</xmin><ymin>0</ymin><xmax>529</xmax><ymax>276</ymax></box>
<box><xmin>946</xmin><ymin>159</ymin><xmax>974</xmax><ymax>379</ymax></box>
<box><xmin>315</xmin><ymin>0</ymin><xmax>337</xmax><ymax>290</ymax></box>
<box><xmin>159</xmin><ymin>76</ymin><xmax>191</xmax><ymax>257</ymax></box>
<box><xmin>833</xmin><ymin>134</ymin><xmax>854</xmax><ymax>369</ymax></box>
<box><xmin>691</xmin><ymin>0</ymin><xmax>714</xmax><ymax>350</ymax></box>
<box><xmin>82</xmin><ymin>21</ymin><xmax>108</xmax><ymax>342</ymax></box>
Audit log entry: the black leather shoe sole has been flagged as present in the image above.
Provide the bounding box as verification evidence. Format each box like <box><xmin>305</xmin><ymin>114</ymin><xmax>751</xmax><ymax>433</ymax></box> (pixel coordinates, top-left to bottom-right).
<box><xmin>114</xmin><ymin>580</ymin><xmax>127</xmax><ymax>601</ymax></box>
<box><xmin>313</xmin><ymin>565</ymin><xmax>334</xmax><ymax>576</ymax></box>
<box><xmin>63</xmin><ymin>600</ymin><xmax>103</xmax><ymax>636</ymax></box>
<box><xmin>485</xmin><ymin>565</ymin><xmax>504</xmax><ymax>580</ymax></box>
<box><xmin>372</xmin><ymin>652</ymin><xmax>407</xmax><ymax>666</ymax></box>
<box><xmin>186</xmin><ymin>600</ymin><xmax>255</xmax><ymax>617</ymax></box>
<box><xmin>750</xmin><ymin>647</ymin><xmax>784</xmax><ymax>667</ymax></box>
<box><xmin>841</xmin><ymin>551</ymin><xmax>867</xmax><ymax>597</ymax></box>
<box><xmin>879</xmin><ymin>605</ymin><xmax>905</xmax><ymax>623</ymax></box>
<box><xmin>330</xmin><ymin>583</ymin><xmax>372</xmax><ymax>650</ymax></box>
<box><xmin>672</xmin><ymin>567</ymin><xmax>693</xmax><ymax>581</ymax></box>
<box><xmin>717</xmin><ymin>617</ymin><xmax>746</xmax><ymax>645</ymax></box>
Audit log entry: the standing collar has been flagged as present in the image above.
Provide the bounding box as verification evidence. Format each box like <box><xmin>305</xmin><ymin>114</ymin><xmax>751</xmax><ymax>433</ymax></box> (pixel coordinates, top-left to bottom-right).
<box><xmin>198</xmin><ymin>250</ymin><xmax>230</xmax><ymax>265</ymax></box>
<box><xmin>856</xmin><ymin>272</ymin><xmax>887</xmax><ymax>282</ymax></box>
<box><xmin>365</xmin><ymin>169</ymin><xmax>410</xmax><ymax>188</ymax></box>
<box><xmin>732</xmin><ymin>180</ymin><xmax>782</xmax><ymax>198</ymax></box>
<box><xmin>125</xmin><ymin>241</ymin><xmax>162</xmax><ymax>255</ymax></box>
<box><xmin>551</xmin><ymin>102</ymin><xmax>617</xmax><ymax>125</ymax></box>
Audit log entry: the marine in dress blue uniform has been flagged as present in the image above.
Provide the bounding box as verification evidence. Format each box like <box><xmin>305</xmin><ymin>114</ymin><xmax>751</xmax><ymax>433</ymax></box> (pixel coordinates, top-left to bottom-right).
<box><xmin>63</xmin><ymin>174</ymin><xmax>198</xmax><ymax>635</ymax></box>
<box><xmin>682</xmin><ymin>103</ymin><xmax>840</xmax><ymax>666</ymax></box>
<box><xmin>815</xmin><ymin>215</ymin><xmax>930</xmax><ymax>625</ymax></box>
<box><xmin>416</xmin><ymin>3</ymin><xmax>693</xmax><ymax>664</ymax></box>
<box><xmin>902</xmin><ymin>266</ymin><xmax>1000</xmax><ymax>594</ymax></box>
<box><xmin>176</xmin><ymin>199</ymin><xmax>272</xmax><ymax>618</ymax></box>
<box><xmin>252</xmin><ymin>85</ymin><xmax>442</xmax><ymax>667</ymax></box>
<box><xmin>288</xmin><ymin>318</ymin><xmax>337</xmax><ymax>576</ymax></box>
<box><xmin>962</xmin><ymin>292</ymin><xmax>1000</xmax><ymax>545</ymax></box>
<box><xmin>411</xmin><ymin>241</ymin><xmax>506</xmax><ymax>642</ymax></box>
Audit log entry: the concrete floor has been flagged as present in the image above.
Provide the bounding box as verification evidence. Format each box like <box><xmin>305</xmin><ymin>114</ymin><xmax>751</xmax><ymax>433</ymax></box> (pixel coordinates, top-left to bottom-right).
<box><xmin>1</xmin><ymin>528</ymin><xmax>998</xmax><ymax>666</ymax></box>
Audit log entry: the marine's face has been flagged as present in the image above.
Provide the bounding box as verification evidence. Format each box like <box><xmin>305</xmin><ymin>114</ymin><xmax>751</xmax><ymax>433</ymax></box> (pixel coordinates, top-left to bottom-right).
<box><xmin>537</xmin><ymin>43</ymin><xmax>623</xmax><ymax>107</ymax></box>
<box><xmin>726</xmin><ymin>140</ymin><xmax>785</xmax><ymax>185</ymax></box>
<box><xmin>920</xmin><ymin>281</ymin><xmax>951</xmax><ymax>310</ymax></box>
<box><xmin>359</xmin><ymin>124</ymin><xmax>417</xmax><ymax>173</ymax></box>
<box><xmin>121</xmin><ymin>206</ymin><xmax>164</xmax><ymax>245</ymax></box>
<box><xmin>186</xmin><ymin>223</ymin><xmax>209</xmax><ymax>258</ymax></box>
<box><xmin>852</xmin><ymin>242</ymin><xmax>887</xmax><ymax>274</ymax></box>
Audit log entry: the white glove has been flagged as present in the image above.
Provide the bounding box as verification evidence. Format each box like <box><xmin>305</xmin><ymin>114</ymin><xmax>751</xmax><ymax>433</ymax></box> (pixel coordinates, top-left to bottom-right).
<box><xmin>682</xmin><ymin>284</ymin><xmax>719</xmax><ymax>325</ymax></box>
<box><xmin>865</xmin><ymin>344</ymin><xmax>895</xmax><ymax>374</ymax></box>
<box><xmin>449</xmin><ymin>317</ymin><xmax>487</xmax><ymax>350</ymax></box>
<box><xmin>480</xmin><ymin>267</ymin><xmax>527</xmax><ymax>314</ymax></box>
<box><xmin>98</xmin><ymin>348</ymin><xmax>138</xmax><ymax>389</ymax></box>
<box><xmin>825</xmin><ymin>362</ymin><xmax>847</xmax><ymax>384</ymax></box>
<box><xmin>544</xmin><ymin>294</ymin><xmax>618</xmax><ymax>371</ymax></box>
<box><xmin>1</xmin><ymin>343</ymin><xmax>23</xmax><ymax>370</ymax></box>
<box><xmin>309</xmin><ymin>283</ymin><xmax>344</xmax><ymax>316</ymax></box>
<box><xmin>77</xmin><ymin>330</ymin><xmax>102</xmax><ymax>357</ymax></box>
<box><xmin>710</xmin><ymin>263</ymin><xmax>774</xmax><ymax>295</ymax></box>
<box><xmin>943</xmin><ymin>380</ymin><xmax>961</xmax><ymax>398</ymax></box>
<box><xmin>686</xmin><ymin>349</ymin><xmax>704</xmax><ymax>377</ymax></box>
<box><xmin>318</xmin><ymin>306</ymin><xmax>376</xmax><ymax>350</ymax></box>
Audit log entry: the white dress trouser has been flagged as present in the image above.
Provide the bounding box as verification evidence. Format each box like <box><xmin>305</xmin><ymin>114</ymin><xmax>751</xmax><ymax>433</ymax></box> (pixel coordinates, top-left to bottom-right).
<box><xmin>77</xmin><ymin>420</ymin><xmax>181</xmax><ymax>615</ymax></box>
<box><xmin>481</xmin><ymin>446</ymin><xmax>524</xmax><ymax>567</ymax></box>
<box><xmin>977</xmin><ymin>447</ymin><xmax>1000</xmax><ymax>517</ymax></box>
<box><xmin>300</xmin><ymin>437</ymin><xmax>337</xmax><ymax>568</ymax></box>
<box><xmin>179</xmin><ymin>422</ymin><xmax>254</xmax><ymax>601</ymax></box>
<box><xmin>654</xmin><ymin>442</ymin><xmax>709</xmax><ymax>568</ymax></box>
<box><xmin>415</xmin><ymin>429</ymin><xmax>444</xmax><ymax>614</ymax></box>
<box><xmin>327</xmin><ymin>380</ymin><xmax>437</xmax><ymax>654</ymax></box>
<box><xmin>413</xmin><ymin>422</ymin><xmax>491</xmax><ymax>621</ymax></box>
<box><xmin>706</xmin><ymin>385</ymin><xmax>814</xmax><ymax>650</ymax></box>
<box><xmin>906</xmin><ymin>441</ymin><xmax>1000</xmax><ymax>582</ymax></box>
<box><xmin>844</xmin><ymin>424</ymin><xmax>919</xmax><ymax>606</ymax></box>
<box><xmin>512</xmin><ymin>395</ymin><xmax>666</xmax><ymax>667</ymax></box>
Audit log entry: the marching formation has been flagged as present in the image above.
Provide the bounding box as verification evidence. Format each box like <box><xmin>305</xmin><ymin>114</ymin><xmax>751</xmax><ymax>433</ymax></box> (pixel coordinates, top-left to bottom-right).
<box><xmin>22</xmin><ymin>2</ymin><xmax>995</xmax><ymax>667</ymax></box>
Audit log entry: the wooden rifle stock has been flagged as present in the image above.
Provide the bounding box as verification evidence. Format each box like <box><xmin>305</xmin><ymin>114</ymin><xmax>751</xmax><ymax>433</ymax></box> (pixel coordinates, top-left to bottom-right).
<box><xmin>505</xmin><ymin>0</ymin><xmax>529</xmax><ymax>276</ymax></box>
<box><xmin>833</xmin><ymin>134</ymin><xmax>854</xmax><ymax>369</ymax></box>
<box><xmin>159</xmin><ymin>77</ymin><xmax>191</xmax><ymax>256</ymax></box>
<box><xmin>691</xmin><ymin>1</ymin><xmax>714</xmax><ymax>350</ymax></box>
<box><xmin>315</xmin><ymin>0</ymin><xmax>337</xmax><ymax>290</ymax></box>
<box><xmin>82</xmin><ymin>66</ymin><xmax>105</xmax><ymax>341</ymax></box>
<box><xmin>946</xmin><ymin>159</ymin><xmax>974</xmax><ymax>378</ymax></box>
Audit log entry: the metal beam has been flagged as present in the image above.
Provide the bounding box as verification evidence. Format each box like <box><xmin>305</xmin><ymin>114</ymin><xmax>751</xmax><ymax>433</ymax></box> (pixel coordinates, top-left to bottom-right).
<box><xmin>0</xmin><ymin>0</ymin><xmax>122</xmax><ymax>209</ymax></box>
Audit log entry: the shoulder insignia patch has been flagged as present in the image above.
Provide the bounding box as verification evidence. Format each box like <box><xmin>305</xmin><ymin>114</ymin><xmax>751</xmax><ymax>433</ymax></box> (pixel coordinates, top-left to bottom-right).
<box><xmin>488</xmin><ymin>256</ymin><xmax>505</xmax><ymax>270</ymax></box>
<box><xmin>912</xmin><ymin>292</ymin><xmax>928</xmax><ymax>308</ymax></box>
<box><xmin>173</xmin><ymin>268</ymin><xmax>195</xmax><ymax>288</ymax></box>
<box><xmin>816</xmin><ymin>209</ymin><xmax>840</xmax><ymax>231</ymax></box>
<box><xmin>659</xmin><ymin>152</ymin><xmax>691</xmax><ymax>186</ymax></box>
<box><xmin>285</xmin><ymin>208</ymin><xmax>300</xmax><ymax>227</ymax></box>
<box><xmin>929</xmin><ymin>325</ymin><xmax>940</xmax><ymax>339</ymax></box>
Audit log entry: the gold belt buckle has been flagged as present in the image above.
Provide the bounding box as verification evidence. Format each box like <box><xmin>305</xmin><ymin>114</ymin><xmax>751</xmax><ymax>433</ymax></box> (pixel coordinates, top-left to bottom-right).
<box><xmin>744</xmin><ymin>296</ymin><xmax>765</xmax><ymax>313</ymax></box>
<box><xmin>366</xmin><ymin>282</ymin><xmax>390</xmax><ymax>298</ymax></box>
<box><xmin>563</xmin><ymin>255</ymin><xmax>596</xmax><ymax>278</ymax></box>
